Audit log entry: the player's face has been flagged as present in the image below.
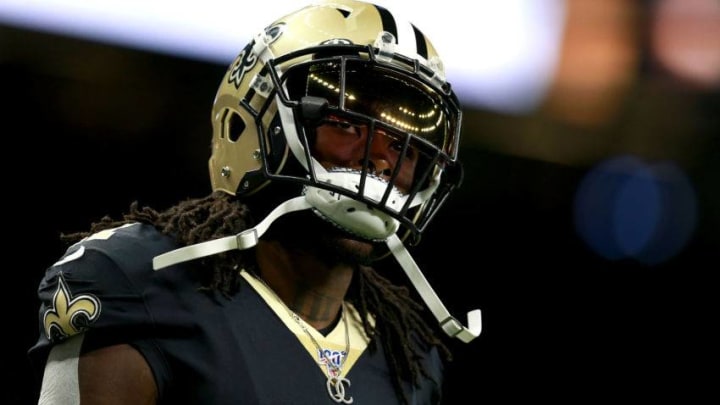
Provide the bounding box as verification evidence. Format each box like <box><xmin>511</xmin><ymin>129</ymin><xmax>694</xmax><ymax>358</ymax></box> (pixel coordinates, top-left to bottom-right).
<box><xmin>302</xmin><ymin>116</ymin><xmax>420</xmax><ymax>262</ymax></box>
<box><xmin>312</xmin><ymin>115</ymin><xmax>419</xmax><ymax>193</ymax></box>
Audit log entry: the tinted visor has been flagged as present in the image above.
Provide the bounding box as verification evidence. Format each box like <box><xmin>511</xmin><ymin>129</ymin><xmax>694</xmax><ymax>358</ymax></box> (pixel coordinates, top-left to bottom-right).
<box><xmin>283</xmin><ymin>58</ymin><xmax>459</xmax><ymax>158</ymax></box>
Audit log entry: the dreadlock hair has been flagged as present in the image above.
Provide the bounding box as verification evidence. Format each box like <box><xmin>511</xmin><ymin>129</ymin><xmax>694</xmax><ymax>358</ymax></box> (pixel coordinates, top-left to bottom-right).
<box><xmin>61</xmin><ymin>190</ymin><xmax>452</xmax><ymax>404</ymax></box>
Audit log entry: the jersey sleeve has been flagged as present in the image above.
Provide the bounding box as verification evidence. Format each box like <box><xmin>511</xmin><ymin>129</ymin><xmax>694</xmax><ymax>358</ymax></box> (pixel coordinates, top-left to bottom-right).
<box><xmin>27</xmin><ymin>223</ymin><xmax>172</xmax><ymax>370</ymax></box>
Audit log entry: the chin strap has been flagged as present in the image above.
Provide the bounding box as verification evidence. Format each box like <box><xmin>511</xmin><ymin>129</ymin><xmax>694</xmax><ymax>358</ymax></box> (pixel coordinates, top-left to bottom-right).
<box><xmin>386</xmin><ymin>233</ymin><xmax>482</xmax><ymax>343</ymax></box>
<box><xmin>152</xmin><ymin>196</ymin><xmax>312</xmax><ymax>270</ymax></box>
<box><xmin>152</xmin><ymin>196</ymin><xmax>482</xmax><ymax>343</ymax></box>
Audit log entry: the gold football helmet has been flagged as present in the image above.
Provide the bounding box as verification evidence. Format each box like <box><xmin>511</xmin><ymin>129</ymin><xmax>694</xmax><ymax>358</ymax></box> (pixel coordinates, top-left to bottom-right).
<box><xmin>209</xmin><ymin>0</ymin><xmax>463</xmax><ymax>243</ymax></box>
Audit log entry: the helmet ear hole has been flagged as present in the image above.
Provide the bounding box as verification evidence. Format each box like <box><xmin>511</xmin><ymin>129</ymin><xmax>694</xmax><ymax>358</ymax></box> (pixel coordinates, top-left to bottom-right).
<box><xmin>227</xmin><ymin>112</ymin><xmax>247</xmax><ymax>143</ymax></box>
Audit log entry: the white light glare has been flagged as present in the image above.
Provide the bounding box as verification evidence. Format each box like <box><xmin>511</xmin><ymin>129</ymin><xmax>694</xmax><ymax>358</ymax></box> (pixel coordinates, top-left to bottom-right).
<box><xmin>0</xmin><ymin>0</ymin><xmax>566</xmax><ymax>113</ymax></box>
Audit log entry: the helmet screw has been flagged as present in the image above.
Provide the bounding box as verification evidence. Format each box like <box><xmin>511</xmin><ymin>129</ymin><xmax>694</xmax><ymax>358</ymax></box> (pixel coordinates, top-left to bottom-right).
<box><xmin>381</xmin><ymin>32</ymin><xmax>393</xmax><ymax>43</ymax></box>
<box><xmin>273</xmin><ymin>126</ymin><xmax>282</xmax><ymax>135</ymax></box>
<box><xmin>252</xmin><ymin>149</ymin><xmax>261</xmax><ymax>160</ymax></box>
<box><xmin>242</xmin><ymin>180</ymin><xmax>250</xmax><ymax>189</ymax></box>
<box><xmin>220</xmin><ymin>166</ymin><xmax>231</xmax><ymax>177</ymax></box>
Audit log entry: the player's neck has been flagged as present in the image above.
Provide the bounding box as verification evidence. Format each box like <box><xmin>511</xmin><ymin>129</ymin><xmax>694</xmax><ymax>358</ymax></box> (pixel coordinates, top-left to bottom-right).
<box><xmin>255</xmin><ymin>239</ymin><xmax>354</xmax><ymax>331</ymax></box>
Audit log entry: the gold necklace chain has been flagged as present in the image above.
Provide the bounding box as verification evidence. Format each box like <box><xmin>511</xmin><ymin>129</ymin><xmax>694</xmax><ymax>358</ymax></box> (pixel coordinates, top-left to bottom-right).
<box><xmin>254</xmin><ymin>274</ymin><xmax>354</xmax><ymax>404</ymax></box>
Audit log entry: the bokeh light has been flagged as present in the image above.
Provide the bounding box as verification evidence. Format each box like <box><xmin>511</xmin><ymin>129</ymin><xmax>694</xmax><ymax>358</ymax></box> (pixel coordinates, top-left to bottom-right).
<box><xmin>574</xmin><ymin>155</ymin><xmax>698</xmax><ymax>265</ymax></box>
<box><xmin>651</xmin><ymin>0</ymin><xmax>720</xmax><ymax>89</ymax></box>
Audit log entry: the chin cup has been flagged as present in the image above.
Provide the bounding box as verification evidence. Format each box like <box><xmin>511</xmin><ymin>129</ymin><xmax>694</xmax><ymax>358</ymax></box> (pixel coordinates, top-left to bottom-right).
<box><xmin>303</xmin><ymin>171</ymin><xmax>406</xmax><ymax>241</ymax></box>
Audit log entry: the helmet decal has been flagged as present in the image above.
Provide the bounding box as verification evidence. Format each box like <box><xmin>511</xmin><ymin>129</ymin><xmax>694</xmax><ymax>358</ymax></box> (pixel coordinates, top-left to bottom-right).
<box><xmin>228</xmin><ymin>22</ymin><xmax>285</xmax><ymax>89</ymax></box>
<box><xmin>228</xmin><ymin>43</ymin><xmax>257</xmax><ymax>89</ymax></box>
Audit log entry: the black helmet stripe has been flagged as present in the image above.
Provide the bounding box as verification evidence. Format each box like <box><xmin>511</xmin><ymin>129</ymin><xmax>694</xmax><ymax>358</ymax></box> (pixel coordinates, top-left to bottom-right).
<box><xmin>374</xmin><ymin>5</ymin><xmax>398</xmax><ymax>42</ymax></box>
<box><xmin>411</xmin><ymin>24</ymin><xmax>428</xmax><ymax>59</ymax></box>
<box><xmin>374</xmin><ymin>5</ymin><xmax>428</xmax><ymax>59</ymax></box>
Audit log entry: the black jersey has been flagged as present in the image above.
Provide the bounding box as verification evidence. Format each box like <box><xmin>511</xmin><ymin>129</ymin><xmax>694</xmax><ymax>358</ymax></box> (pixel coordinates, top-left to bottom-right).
<box><xmin>29</xmin><ymin>223</ymin><xmax>443</xmax><ymax>404</ymax></box>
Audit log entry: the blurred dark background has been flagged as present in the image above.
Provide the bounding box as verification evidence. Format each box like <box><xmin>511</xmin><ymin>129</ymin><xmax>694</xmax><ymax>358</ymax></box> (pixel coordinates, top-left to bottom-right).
<box><xmin>2</xmin><ymin>0</ymin><xmax>717</xmax><ymax>403</ymax></box>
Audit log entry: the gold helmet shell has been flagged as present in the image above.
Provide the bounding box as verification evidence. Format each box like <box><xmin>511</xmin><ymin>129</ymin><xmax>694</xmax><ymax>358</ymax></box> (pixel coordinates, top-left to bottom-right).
<box><xmin>208</xmin><ymin>0</ymin><xmax>462</xmax><ymax>242</ymax></box>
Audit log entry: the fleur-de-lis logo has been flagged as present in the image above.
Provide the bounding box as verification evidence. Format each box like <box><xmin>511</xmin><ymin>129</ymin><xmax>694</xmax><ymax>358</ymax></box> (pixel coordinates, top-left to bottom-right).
<box><xmin>228</xmin><ymin>22</ymin><xmax>285</xmax><ymax>89</ymax></box>
<box><xmin>43</xmin><ymin>273</ymin><xmax>101</xmax><ymax>342</ymax></box>
<box><xmin>228</xmin><ymin>42</ymin><xmax>257</xmax><ymax>89</ymax></box>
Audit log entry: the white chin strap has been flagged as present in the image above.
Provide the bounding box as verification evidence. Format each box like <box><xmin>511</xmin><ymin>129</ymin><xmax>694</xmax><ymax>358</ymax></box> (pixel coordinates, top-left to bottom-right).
<box><xmin>152</xmin><ymin>195</ymin><xmax>481</xmax><ymax>343</ymax></box>
<box><xmin>385</xmin><ymin>233</ymin><xmax>482</xmax><ymax>343</ymax></box>
<box><xmin>152</xmin><ymin>196</ymin><xmax>312</xmax><ymax>271</ymax></box>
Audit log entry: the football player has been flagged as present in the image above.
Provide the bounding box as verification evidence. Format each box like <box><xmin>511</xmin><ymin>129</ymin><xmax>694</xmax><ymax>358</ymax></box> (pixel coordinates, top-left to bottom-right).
<box><xmin>30</xmin><ymin>1</ymin><xmax>480</xmax><ymax>403</ymax></box>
